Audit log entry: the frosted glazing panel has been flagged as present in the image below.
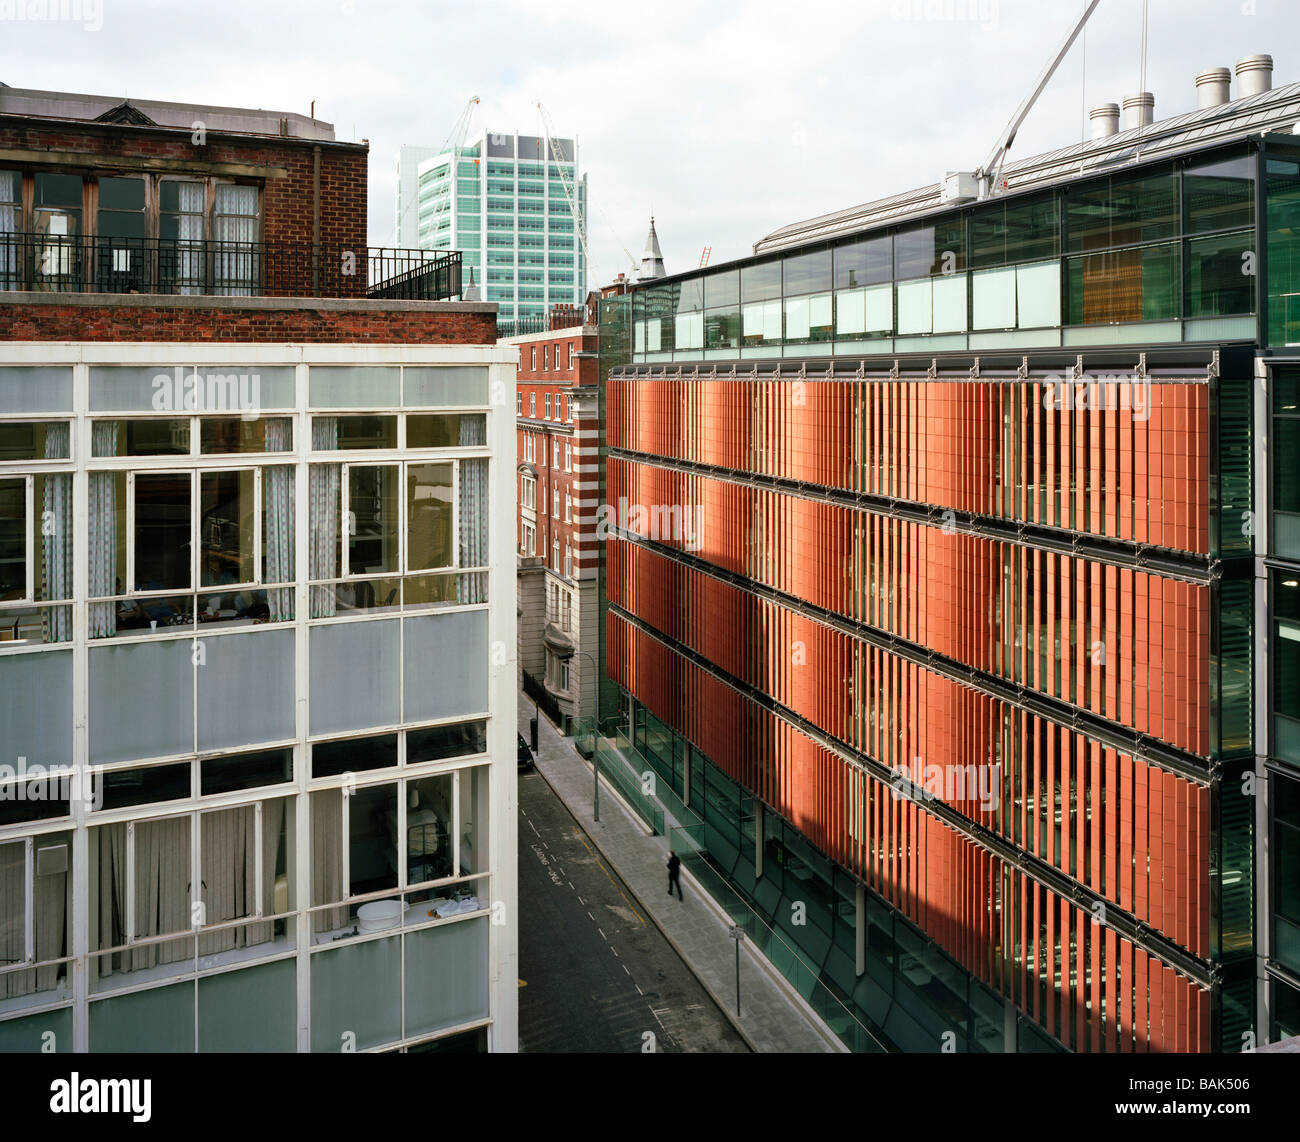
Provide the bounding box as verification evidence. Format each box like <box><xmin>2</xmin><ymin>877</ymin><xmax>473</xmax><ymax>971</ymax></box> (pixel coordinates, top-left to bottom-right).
<box><xmin>196</xmin><ymin>629</ymin><xmax>295</xmax><ymax>751</ymax></box>
<box><xmin>89</xmin><ymin>639</ymin><xmax>194</xmax><ymax>763</ymax></box>
<box><xmin>932</xmin><ymin>275</ymin><xmax>967</xmax><ymax>333</ymax></box>
<box><xmin>402</xmin><ymin>367</ymin><xmax>489</xmax><ymax>408</ymax></box>
<box><xmin>309</xmin><ymin>367</ymin><xmax>400</xmax><ymax>409</ymax></box>
<box><xmin>836</xmin><ymin>288</ymin><xmax>866</xmax><ymax>335</ymax></box>
<box><xmin>310</xmin><ymin>935</ymin><xmax>401</xmax><ymax>1051</ymax></box>
<box><xmin>864</xmin><ymin>284</ymin><xmax>893</xmax><ymax>333</ymax></box>
<box><xmin>1017</xmin><ymin>261</ymin><xmax>1061</xmax><ymax>328</ymax></box>
<box><xmin>0</xmin><ymin>1006</ymin><xmax>72</xmax><ymax>1052</ymax></box>
<box><xmin>0</xmin><ymin>648</ymin><xmax>72</xmax><ymax>766</ymax></box>
<box><xmin>675</xmin><ymin>312</ymin><xmax>703</xmax><ymax>349</ymax></box>
<box><xmin>404</xmin><ymin>916</ymin><xmax>489</xmax><ymax>1038</ymax></box>
<box><xmin>896</xmin><ymin>280</ymin><xmax>931</xmax><ymax>335</ymax></box>
<box><xmin>89</xmin><ymin>982</ymin><xmax>195</xmax><ymax>1052</ymax></box>
<box><xmin>198</xmin><ymin>958</ymin><xmax>296</xmax><ymax>1052</ymax></box>
<box><xmin>309</xmin><ymin>619</ymin><xmax>399</xmax><ymax>734</ymax></box>
<box><xmin>973</xmin><ymin>267</ymin><xmax>1017</xmax><ymax>330</ymax></box>
<box><xmin>0</xmin><ymin>368</ymin><xmax>73</xmax><ymax>414</ymax></box>
<box><xmin>403</xmin><ymin>611</ymin><xmax>488</xmax><ymax>722</ymax></box>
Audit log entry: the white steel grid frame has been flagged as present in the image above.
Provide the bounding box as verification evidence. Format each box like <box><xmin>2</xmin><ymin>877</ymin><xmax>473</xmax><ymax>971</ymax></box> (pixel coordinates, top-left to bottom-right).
<box><xmin>0</xmin><ymin>343</ymin><xmax>519</xmax><ymax>1053</ymax></box>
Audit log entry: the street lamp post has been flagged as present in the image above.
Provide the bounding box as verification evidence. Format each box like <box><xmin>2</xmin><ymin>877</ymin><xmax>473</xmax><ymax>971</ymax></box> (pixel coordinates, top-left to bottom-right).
<box><xmin>569</xmin><ymin>649</ymin><xmax>600</xmax><ymax>822</ymax></box>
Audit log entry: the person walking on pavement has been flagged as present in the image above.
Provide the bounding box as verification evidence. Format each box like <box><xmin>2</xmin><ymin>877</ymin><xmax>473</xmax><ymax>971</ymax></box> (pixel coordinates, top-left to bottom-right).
<box><xmin>667</xmin><ymin>851</ymin><xmax>683</xmax><ymax>900</ymax></box>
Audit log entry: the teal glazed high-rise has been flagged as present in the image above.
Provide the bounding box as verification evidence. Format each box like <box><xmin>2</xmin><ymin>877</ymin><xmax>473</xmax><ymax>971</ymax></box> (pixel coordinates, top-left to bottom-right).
<box><xmin>401</xmin><ymin>130</ymin><xmax>587</xmax><ymax>323</ymax></box>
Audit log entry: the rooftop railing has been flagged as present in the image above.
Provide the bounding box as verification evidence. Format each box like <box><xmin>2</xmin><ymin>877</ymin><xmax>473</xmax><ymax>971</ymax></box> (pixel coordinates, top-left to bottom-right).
<box><xmin>0</xmin><ymin>235</ymin><xmax>462</xmax><ymax>302</ymax></box>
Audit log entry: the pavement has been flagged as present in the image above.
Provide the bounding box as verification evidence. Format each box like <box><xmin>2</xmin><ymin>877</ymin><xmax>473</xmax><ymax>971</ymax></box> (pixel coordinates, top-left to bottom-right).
<box><xmin>516</xmin><ymin>765</ymin><xmax>747</xmax><ymax>1052</ymax></box>
<box><xmin>518</xmin><ymin>690</ymin><xmax>843</xmax><ymax>1054</ymax></box>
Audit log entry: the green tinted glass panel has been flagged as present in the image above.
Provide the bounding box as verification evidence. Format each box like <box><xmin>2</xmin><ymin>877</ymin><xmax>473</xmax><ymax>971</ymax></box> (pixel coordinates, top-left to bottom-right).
<box><xmin>835</xmin><ymin>236</ymin><xmax>891</xmax><ymax>289</ymax></box>
<box><xmin>1267</xmin><ymin>154</ymin><xmax>1300</xmax><ymax>346</ymax></box>
<box><xmin>1065</xmin><ymin>170</ymin><xmax>1179</xmax><ymax>252</ymax></box>
<box><xmin>1186</xmin><ymin>231</ymin><xmax>1254</xmax><ymax>317</ymax></box>
<box><xmin>1185</xmin><ymin>155</ymin><xmax>1254</xmax><ymax>233</ymax></box>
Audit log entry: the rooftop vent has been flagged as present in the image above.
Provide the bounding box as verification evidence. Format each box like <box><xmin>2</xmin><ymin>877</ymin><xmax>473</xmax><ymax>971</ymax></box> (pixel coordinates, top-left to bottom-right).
<box><xmin>1122</xmin><ymin>92</ymin><xmax>1155</xmax><ymax>131</ymax></box>
<box><xmin>1089</xmin><ymin>103</ymin><xmax>1120</xmax><ymax>140</ymax></box>
<box><xmin>1236</xmin><ymin>54</ymin><xmax>1273</xmax><ymax>97</ymax></box>
<box><xmin>1195</xmin><ymin>67</ymin><xmax>1232</xmax><ymax>109</ymax></box>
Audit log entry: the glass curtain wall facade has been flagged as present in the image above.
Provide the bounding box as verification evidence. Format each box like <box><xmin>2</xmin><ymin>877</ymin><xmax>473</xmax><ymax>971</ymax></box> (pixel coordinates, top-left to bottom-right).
<box><xmin>0</xmin><ymin>346</ymin><xmax>518</xmax><ymax>1053</ymax></box>
<box><xmin>605</xmin><ymin>138</ymin><xmax>1294</xmax><ymax>1052</ymax></box>
<box><xmin>414</xmin><ymin>131</ymin><xmax>587</xmax><ymax>321</ymax></box>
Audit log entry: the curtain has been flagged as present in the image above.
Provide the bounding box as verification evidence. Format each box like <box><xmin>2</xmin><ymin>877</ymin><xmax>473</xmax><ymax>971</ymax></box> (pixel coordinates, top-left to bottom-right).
<box><xmin>88</xmin><ymin>422</ymin><xmax>119</xmax><ymax>637</ymax></box>
<box><xmin>311</xmin><ymin>789</ymin><xmax>348</xmax><ymax>934</ymax></box>
<box><xmin>0</xmin><ymin>171</ymin><xmax>16</xmax><ymax>291</ymax></box>
<box><xmin>176</xmin><ymin>180</ymin><xmax>205</xmax><ymax>295</ymax></box>
<box><xmin>245</xmin><ymin>797</ymin><xmax>286</xmax><ymax>947</ymax></box>
<box><xmin>214</xmin><ymin>185</ymin><xmax>258</xmax><ymax>296</ymax></box>
<box><xmin>0</xmin><ymin>842</ymin><xmax>26</xmax><ymax>999</ymax></box>
<box><xmin>198</xmin><ymin>806</ymin><xmax>254</xmax><ymax>955</ymax></box>
<box><xmin>264</xmin><ymin>421</ymin><xmax>294</xmax><ymax>621</ymax></box>
<box><xmin>310</xmin><ymin>419</ymin><xmax>339</xmax><ymax>618</ymax></box>
<box><xmin>96</xmin><ymin>824</ymin><xmax>127</xmax><ymax>979</ymax></box>
<box><xmin>132</xmin><ymin>816</ymin><xmax>191</xmax><ymax>971</ymax></box>
<box><xmin>457</xmin><ymin>413</ymin><xmax>488</xmax><ymax>605</ymax></box>
<box><xmin>32</xmin><ymin>848</ymin><xmax>66</xmax><ymax>994</ymax></box>
<box><xmin>42</xmin><ymin>423</ymin><xmax>73</xmax><ymax>642</ymax></box>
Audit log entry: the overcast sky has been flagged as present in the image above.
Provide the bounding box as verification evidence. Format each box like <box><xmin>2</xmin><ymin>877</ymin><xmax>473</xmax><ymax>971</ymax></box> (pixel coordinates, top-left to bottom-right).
<box><xmin>3</xmin><ymin>0</ymin><xmax>1297</xmax><ymax>283</ymax></box>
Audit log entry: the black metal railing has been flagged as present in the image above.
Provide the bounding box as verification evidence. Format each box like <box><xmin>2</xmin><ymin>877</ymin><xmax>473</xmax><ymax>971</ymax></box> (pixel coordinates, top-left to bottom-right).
<box><xmin>497</xmin><ymin>314</ymin><xmax>550</xmax><ymax>338</ymax></box>
<box><xmin>0</xmin><ymin>234</ymin><xmax>462</xmax><ymax>302</ymax></box>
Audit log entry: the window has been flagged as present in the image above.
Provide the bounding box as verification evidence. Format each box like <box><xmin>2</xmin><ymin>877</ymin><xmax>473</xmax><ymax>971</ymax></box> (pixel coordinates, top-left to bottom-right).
<box><xmin>568</xmin><ymin>343</ymin><xmax>575</xmax><ymax>369</ymax></box>
<box><xmin>529</xmin><ymin>393</ymin><xmax>536</xmax><ymax>417</ymax></box>
<box><xmin>0</xmin><ymin>832</ymin><xmax>72</xmax><ymax>999</ymax></box>
<box><xmin>552</xmin><ymin>438</ymin><xmax>559</xmax><ymax>468</ymax></box>
<box><xmin>564</xmin><ymin>543</ymin><xmax>572</xmax><ymax>578</ymax></box>
<box><xmin>558</xmin><ymin>655</ymin><xmax>570</xmax><ymax>692</ymax></box>
<box><xmin>530</xmin><ymin>347</ymin><xmax>536</xmax><ymax>371</ymax></box>
<box><xmin>552</xmin><ymin>537</ymin><xmax>559</xmax><ymax>571</ymax></box>
<box><xmin>564</xmin><ymin>442</ymin><xmax>572</xmax><ymax>472</ymax></box>
<box><xmin>552</xmin><ymin>488</ymin><xmax>559</xmax><ymax>518</ymax></box>
<box><xmin>544</xmin><ymin>393</ymin><xmax>551</xmax><ymax>418</ymax></box>
<box><xmin>516</xmin><ymin>392</ymin><xmax>522</xmax><ymax>415</ymax></box>
<box><xmin>521</xmin><ymin>520</ymin><xmax>536</xmax><ymax>556</ymax></box>
<box><xmin>520</xmin><ymin>474</ymin><xmax>536</xmax><ymax>510</ymax></box>
<box><xmin>564</xmin><ymin>492</ymin><xmax>571</xmax><ymax>523</ymax></box>
<box><xmin>543</xmin><ymin>346</ymin><xmax>549</xmax><ymax>371</ymax></box>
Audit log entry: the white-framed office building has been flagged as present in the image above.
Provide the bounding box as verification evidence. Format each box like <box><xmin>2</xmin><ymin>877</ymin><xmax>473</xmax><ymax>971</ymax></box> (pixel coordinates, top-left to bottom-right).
<box><xmin>0</xmin><ymin>342</ymin><xmax>519</xmax><ymax>1053</ymax></box>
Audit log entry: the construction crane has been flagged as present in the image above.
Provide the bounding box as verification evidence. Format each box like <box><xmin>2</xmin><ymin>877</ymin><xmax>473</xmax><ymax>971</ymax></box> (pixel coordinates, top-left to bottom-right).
<box><xmin>536</xmin><ymin>101</ymin><xmax>592</xmax><ymax>287</ymax></box>
<box><xmin>971</xmin><ymin>0</ymin><xmax>1102</xmax><ymax>199</ymax></box>
<box><xmin>393</xmin><ymin>95</ymin><xmax>479</xmax><ymax>245</ymax></box>
<box><xmin>699</xmin><ymin>246</ymin><xmax>712</xmax><ymax>269</ymax></box>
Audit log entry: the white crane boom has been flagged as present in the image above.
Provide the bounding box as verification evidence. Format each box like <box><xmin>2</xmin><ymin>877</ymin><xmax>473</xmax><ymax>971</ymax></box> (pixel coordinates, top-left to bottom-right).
<box><xmin>536</xmin><ymin>101</ymin><xmax>591</xmax><ymax>287</ymax></box>
<box><xmin>977</xmin><ymin>0</ymin><xmax>1102</xmax><ymax>198</ymax></box>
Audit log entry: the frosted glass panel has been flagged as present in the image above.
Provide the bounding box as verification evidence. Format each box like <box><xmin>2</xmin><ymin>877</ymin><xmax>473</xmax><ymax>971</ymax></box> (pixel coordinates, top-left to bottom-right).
<box><xmin>0</xmin><ymin>649</ymin><xmax>72</xmax><ymax>766</ymax></box>
<box><xmin>675</xmin><ymin>312</ymin><xmax>703</xmax><ymax>349</ymax></box>
<box><xmin>404</xmin><ymin>916</ymin><xmax>489</xmax><ymax>1039</ymax></box>
<box><xmin>89</xmin><ymin>982</ymin><xmax>195</xmax><ymax>1052</ymax></box>
<box><xmin>973</xmin><ymin>267</ymin><xmax>1017</xmax><ymax>330</ymax></box>
<box><xmin>0</xmin><ymin>1006</ymin><xmax>72</xmax><ymax>1052</ymax></box>
<box><xmin>784</xmin><ymin>298</ymin><xmax>810</xmax><ymax>340</ymax></box>
<box><xmin>1017</xmin><ymin>261</ymin><xmax>1061</xmax><ymax>328</ymax></box>
<box><xmin>198</xmin><ymin>958</ymin><xmax>296</xmax><ymax>1051</ymax></box>
<box><xmin>403</xmin><ymin>611</ymin><xmax>488</xmax><ymax>722</ymax></box>
<box><xmin>309</xmin><ymin>619</ymin><xmax>399</xmax><ymax>734</ymax></box>
<box><xmin>309</xmin><ymin>367</ymin><xmax>400</xmax><ymax>409</ymax></box>
<box><xmin>932</xmin><ymin>275</ymin><xmax>967</xmax><ymax>333</ymax></box>
<box><xmin>835</xmin><ymin>288</ymin><xmax>866</xmax><ymax>335</ymax></box>
<box><xmin>0</xmin><ymin>367</ymin><xmax>73</xmax><ymax>414</ymax></box>
<box><xmin>196</xmin><ymin>629</ymin><xmax>295</xmax><ymax>750</ymax></box>
<box><xmin>402</xmin><ymin>367</ymin><xmax>489</xmax><ymax>408</ymax></box>
<box><xmin>89</xmin><ymin>367</ymin><xmax>168</xmax><ymax>412</ymax></box>
<box><xmin>864</xmin><ymin>284</ymin><xmax>892</xmax><ymax>333</ymax></box>
<box><xmin>89</xmin><ymin>640</ymin><xmax>194</xmax><ymax>763</ymax></box>
<box><xmin>896</xmin><ymin>280</ymin><xmax>931</xmax><ymax>335</ymax></box>
<box><xmin>310</xmin><ymin>935</ymin><xmax>401</xmax><ymax>1051</ymax></box>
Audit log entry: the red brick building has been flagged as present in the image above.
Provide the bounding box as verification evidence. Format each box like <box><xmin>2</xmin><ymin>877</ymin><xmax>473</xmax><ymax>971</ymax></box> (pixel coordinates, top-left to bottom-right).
<box><xmin>504</xmin><ymin>299</ymin><xmax>601</xmax><ymax>729</ymax></box>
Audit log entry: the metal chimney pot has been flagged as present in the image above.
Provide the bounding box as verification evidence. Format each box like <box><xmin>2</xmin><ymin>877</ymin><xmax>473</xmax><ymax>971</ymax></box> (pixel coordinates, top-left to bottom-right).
<box><xmin>1122</xmin><ymin>93</ymin><xmax>1155</xmax><ymax>131</ymax></box>
<box><xmin>1195</xmin><ymin>67</ymin><xmax>1231</xmax><ymax>109</ymax></box>
<box><xmin>1089</xmin><ymin>103</ymin><xmax>1120</xmax><ymax>140</ymax></box>
<box><xmin>1236</xmin><ymin>54</ymin><xmax>1273</xmax><ymax>97</ymax></box>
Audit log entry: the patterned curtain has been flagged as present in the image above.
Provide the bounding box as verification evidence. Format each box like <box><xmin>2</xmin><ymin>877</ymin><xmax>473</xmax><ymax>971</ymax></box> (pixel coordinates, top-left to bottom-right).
<box><xmin>264</xmin><ymin>421</ymin><xmax>294</xmax><ymax>622</ymax></box>
<box><xmin>214</xmin><ymin>184</ymin><xmax>258</xmax><ymax>296</ymax></box>
<box><xmin>309</xmin><ymin>418</ymin><xmax>339</xmax><ymax>618</ymax></box>
<box><xmin>456</xmin><ymin>414</ymin><xmax>488</xmax><ymax>605</ymax></box>
<box><xmin>87</xmin><ymin>422</ymin><xmax>120</xmax><ymax>637</ymax></box>
<box><xmin>0</xmin><ymin>171</ymin><xmax>17</xmax><ymax>290</ymax></box>
<box><xmin>176</xmin><ymin>180</ymin><xmax>206</xmax><ymax>295</ymax></box>
<box><xmin>42</xmin><ymin>423</ymin><xmax>72</xmax><ymax>642</ymax></box>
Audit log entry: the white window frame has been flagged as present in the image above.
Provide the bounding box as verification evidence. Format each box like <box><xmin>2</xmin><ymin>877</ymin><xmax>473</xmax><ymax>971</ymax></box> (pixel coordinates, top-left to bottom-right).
<box><xmin>568</xmin><ymin>343</ymin><xmax>575</xmax><ymax>369</ymax></box>
<box><xmin>339</xmin><ymin>459</ymin><xmax>459</xmax><ymax>578</ymax></box>
<box><xmin>564</xmin><ymin>442</ymin><xmax>572</xmax><ymax>472</ymax></box>
<box><xmin>544</xmin><ymin>393</ymin><xmax>551</xmax><ymax>419</ymax></box>
<box><xmin>0</xmin><ymin>474</ymin><xmax>36</xmax><ymax>603</ymax></box>
<box><xmin>564</xmin><ymin>492</ymin><xmax>571</xmax><ymax>523</ymax></box>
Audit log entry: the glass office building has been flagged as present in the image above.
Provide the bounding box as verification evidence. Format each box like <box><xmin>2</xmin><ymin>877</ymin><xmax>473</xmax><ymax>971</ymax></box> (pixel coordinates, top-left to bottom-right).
<box><xmin>607</xmin><ymin>78</ymin><xmax>1300</xmax><ymax>1050</ymax></box>
<box><xmin>409</xmin><ymin>130</ymin><xmax>588</xmax><ymax>321</ymax></box>
<box><xmin>0</xmin><ymin>347</ymin><xmax>519</xmax><ymax>1052</ymax></box>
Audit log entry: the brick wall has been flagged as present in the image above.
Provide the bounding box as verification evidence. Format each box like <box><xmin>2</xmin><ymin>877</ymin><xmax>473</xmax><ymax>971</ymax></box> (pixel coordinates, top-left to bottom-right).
<box><xmin>0</xmin><ymin>121</ymin><xmax>368</xmax><ymax>250</ymax></box>
<box><xmin>0</xmin><ymin>301</ymin><xmax>495</xmax><ymax>344</ymax></box>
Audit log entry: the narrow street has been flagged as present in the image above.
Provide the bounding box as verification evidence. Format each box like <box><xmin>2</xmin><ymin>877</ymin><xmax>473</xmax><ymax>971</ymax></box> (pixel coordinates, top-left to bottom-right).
<box><xmin>517</xmin><ymin>766</ymin><xmax>748</xmax><ymax>1053</ymax></box>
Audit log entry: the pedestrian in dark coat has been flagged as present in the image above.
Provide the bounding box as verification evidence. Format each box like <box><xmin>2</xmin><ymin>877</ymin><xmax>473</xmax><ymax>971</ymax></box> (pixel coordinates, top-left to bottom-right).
<box><xmin>667</xmin><ymin>851</ymin><xmax>683</xmax><ymax>900</ymax></box>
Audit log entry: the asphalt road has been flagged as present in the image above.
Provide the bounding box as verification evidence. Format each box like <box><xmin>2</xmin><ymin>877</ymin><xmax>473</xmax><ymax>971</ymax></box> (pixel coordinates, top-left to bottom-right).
<box><xmin>517</xmin><ymin>766</ymin><xmax>749</xmax><ymax>1054</ymax></box>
